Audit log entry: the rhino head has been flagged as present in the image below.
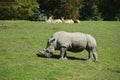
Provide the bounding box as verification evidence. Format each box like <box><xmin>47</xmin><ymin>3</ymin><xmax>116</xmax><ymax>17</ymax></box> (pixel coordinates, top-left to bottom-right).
<box><xmin>37</xmin><ymin>38</ymin><xmax>56</xmax><ymax>58</ymax></box>
<box><xmin>37</xmin><ymin>48</ymin><xmax>53</xmax><ymax>58</ymax></box>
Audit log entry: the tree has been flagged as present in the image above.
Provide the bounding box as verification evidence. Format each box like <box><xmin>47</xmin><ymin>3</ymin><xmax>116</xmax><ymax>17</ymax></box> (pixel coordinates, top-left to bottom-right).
<box><xmin>38</xmin><ymin>0</ymin><xmax>83</xmax><ymax>19</ymax></box>
<box><xmin>99</xmin><ymin>0</ymin><xmax>120</xmax><ymax>21</ymax></box>
<box><xmin>79</xmin><ymin>0</ymin><xmax>102</xmax><ymax>20</ymax></box>
<box><xmin>0</xmin><ymin>0</ymin><xmax>39</xmax><ymax>20</ymax></box>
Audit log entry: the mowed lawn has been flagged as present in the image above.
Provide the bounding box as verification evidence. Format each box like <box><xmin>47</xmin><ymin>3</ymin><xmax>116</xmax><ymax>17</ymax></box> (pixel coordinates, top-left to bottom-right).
<box><xmin>0</xmin><ymin>21</ymin><xmax>120</xmax><ymax>80</ymax></box>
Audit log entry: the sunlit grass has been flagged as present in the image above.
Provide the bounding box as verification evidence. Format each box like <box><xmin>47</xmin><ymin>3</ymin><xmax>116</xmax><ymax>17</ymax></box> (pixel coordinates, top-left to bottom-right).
<box><xmin>0</xmin><ymin>21</ymin><xmax>120</xmax><ymax>80</ymax></box>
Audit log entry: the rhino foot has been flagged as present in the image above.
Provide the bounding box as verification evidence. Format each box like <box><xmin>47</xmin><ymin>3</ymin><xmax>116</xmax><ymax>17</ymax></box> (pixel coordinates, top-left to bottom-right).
<box><xmin>59</xmin><ymin>57</ymin><xmax>67</xmax><ymax>60</ymax></box>
<box><xmin>64</xmin><ymin>57</ymin><xmax>67</xmax><ymax>60</ymax></box>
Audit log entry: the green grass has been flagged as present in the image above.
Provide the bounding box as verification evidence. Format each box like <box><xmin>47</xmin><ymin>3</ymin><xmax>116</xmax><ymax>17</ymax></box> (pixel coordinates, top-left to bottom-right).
<box><xmin>0</xmin><ymin>21</ymin><xmax>120</xmax><ymax>80</ymax></box>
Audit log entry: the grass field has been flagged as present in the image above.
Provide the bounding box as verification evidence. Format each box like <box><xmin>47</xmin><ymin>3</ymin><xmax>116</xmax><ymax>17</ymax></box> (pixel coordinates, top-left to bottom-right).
<box><xmin>0</xmin><ymin>21</ymin><xmax>120</xmax><ymax>80</ymax></box>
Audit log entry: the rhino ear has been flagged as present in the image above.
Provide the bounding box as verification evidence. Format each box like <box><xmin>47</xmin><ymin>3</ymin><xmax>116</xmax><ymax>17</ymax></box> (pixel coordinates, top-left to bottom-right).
<box><xmin>50</xmin><ymin>38</ymin><xmax>56</xmax><ymax>43</ymax></box>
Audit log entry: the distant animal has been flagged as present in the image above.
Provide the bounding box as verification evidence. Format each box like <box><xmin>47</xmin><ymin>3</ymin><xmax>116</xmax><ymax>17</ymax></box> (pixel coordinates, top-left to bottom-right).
<box><xmin>61</xmin><ymin>17</ymin><xmax>74</xmax><ymax>23</ymax></box>
<box><xmin>74</xmin><ymin>19</ymin><xmax>80</xmax><ymax>23</ymax></box>
<box><xmin>37</xmin><ymin>31</ymin><xmax>98</xmax><ymax>62</ymax></box>
<box><xmin>45</xmin><ymin>16</ymin><xmax>62</xmax><ymax>23</ymax></box>
<box><xmin>45</xmin><ymin>16</ymin><xmax>53</xmax><ymax>23</ymax></box>
<box><xmin>52</xmin><ymin>19</ymin><xmax>62</xmax><ymax>23</ymax></box>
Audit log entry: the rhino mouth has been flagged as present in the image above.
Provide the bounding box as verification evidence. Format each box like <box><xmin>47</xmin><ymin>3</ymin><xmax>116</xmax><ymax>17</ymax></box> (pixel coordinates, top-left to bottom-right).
<box><xmin>37</xmin><ymin>51</ymin><xmax>53</xmax><ymax>58</ymax></box>
<box><xmin>44</xmin><ymin>53</ymin><xmax>53</xmax><ymax>58</ymax></box>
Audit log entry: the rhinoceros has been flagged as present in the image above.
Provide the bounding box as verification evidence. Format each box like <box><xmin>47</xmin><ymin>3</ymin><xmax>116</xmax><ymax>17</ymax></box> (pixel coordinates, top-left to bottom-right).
<box><xmin>37</xmin><ymin>31</ymin><xmax>98</xmax><ymax>62</ymax></box>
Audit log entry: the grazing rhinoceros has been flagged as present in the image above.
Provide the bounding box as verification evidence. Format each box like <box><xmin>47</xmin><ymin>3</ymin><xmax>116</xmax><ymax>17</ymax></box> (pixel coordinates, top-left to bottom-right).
<box><xmin>37</xmin><ymin>31</ymin><xmax>98</xmax><ymax>62</ymax></box>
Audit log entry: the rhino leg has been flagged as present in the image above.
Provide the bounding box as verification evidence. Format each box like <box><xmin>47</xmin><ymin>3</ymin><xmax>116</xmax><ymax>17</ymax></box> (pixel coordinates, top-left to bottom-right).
<box><xmin>59</xmin><ymin>47</ymin><xmax>67</xmax><ymax>60</ymax></box>
<box><xmin>92</xmin><ymin>48</ymin><xmax>98</xmax><ymax>62</ymax></box>
<box><xmin>64</xmin><ymin>52</ymin><xmax>67</xmax><ymax>59</ymax></box>
<box><xmin>86</xmin><ymin>47</ymin><xmax>93</xmax><ymax>62</ymax></box>
<box><xmin>86</xmin><ymin>48</ymin><xmax>98</xmax><ymax>62</ymax></box>
<box><xmin>88</xmin><ymin>50</ymin><xmax>93</xmax><ymax>62</ymax></box>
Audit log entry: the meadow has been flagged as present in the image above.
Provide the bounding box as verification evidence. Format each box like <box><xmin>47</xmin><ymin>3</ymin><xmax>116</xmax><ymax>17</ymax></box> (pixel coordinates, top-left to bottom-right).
<box><xmin>0</xmin><ymin>21</ymin><xmax>120</xmax><ymax>80</ymax></box>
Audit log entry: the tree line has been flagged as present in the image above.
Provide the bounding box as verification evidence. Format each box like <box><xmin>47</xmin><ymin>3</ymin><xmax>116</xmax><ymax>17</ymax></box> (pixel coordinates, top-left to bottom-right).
<box><xmin>0</xmin><ymin>0</ymin><xmax>39</xmax><ymax>20</ymax></box>
<box><xmin>0</xmin><ymin>0</ymin><xmax>120</xmax><ymax>20</ymax></box>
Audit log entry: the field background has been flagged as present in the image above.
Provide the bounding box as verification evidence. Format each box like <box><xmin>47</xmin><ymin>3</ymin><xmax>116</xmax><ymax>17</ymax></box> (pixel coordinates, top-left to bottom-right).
<box><xmin>0</xmin><ymin>21</ymin><xmax>120</xmax><ymax>80</ymax></box>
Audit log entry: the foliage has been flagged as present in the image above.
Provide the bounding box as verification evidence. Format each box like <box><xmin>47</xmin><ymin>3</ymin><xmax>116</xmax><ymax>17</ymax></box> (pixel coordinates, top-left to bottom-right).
<box><xmin>29</xmin><ymin>9</ymin><xmax>46</xmax><ymax>21</ymax></box>
<box><xmin>38</xmin><ymin>0</ymin><xmax>120</xmax><ymax>20</ymax></box>
<box><xmin>114</xmin><ymin>10</ymin><xmax>120</xmax><ymax>21</ymax></box>
<box><xmin>99</xmin><ymin>0</ymin><xmax>120</xmax><ymax>21</ymax></box>
<box><xmin>0</xmin><ymin>0</ymin><xmax>120</xmax><ymax>20</ymax></box>
<box><xmin>0</xmin><ymin>21</ymin><xmax>120</xmax><ymax>80</ymax></box>
<box><xmin>38</xmin><ymin>0</ymin><xmax>83</xmax><ymax>19</ymax></box>
<box><xmin>79</xmin><ymin>0</ymin><xmax>103</xmax><ymax>20</ymax></box>
<box><xmin>0</xmin><ymin>0</ymin><xmax>39</xmax><ymax>20</ymax></box>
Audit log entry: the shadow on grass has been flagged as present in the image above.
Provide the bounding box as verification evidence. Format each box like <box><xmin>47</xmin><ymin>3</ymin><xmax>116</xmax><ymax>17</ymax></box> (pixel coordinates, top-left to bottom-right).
<box><xmin>114</xmin><ymin>70</ymin><xmax>120</xmax><ymax>73</ymax></box>
<box><xmin>37</xmin><ymin>54</ymin><xmax>87</xmax><ymax>61</ymax></box>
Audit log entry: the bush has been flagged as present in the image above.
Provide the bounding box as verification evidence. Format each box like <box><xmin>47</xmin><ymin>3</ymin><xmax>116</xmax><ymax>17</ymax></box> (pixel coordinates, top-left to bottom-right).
<box><xmin>0</xmin><ymin>0</ymin><xmax>39</xmax><ymax>20</ymax></box>
<box><xmin>29</xmin><ymin>9</ymin><xmax>46</xmax><ymax>21</ymax></box>
<box><xmin>114</xmin><ymin>11</ymin><xmax>120</xmax><ymax>21</ymax></box>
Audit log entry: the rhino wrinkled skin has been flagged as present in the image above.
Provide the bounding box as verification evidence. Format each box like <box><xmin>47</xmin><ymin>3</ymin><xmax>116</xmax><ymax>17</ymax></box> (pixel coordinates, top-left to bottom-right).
<box><xmin>37</xmin><ymin>31</ymin><xmax>98</xmax><ymax>62</ymax></box>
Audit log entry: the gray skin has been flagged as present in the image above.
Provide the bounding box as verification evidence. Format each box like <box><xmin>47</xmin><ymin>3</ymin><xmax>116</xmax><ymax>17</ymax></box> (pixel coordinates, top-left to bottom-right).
<box><xmin>38</xmin><ymin>31</ymin><xmax>98</xmax><ymax>62</ymax></box>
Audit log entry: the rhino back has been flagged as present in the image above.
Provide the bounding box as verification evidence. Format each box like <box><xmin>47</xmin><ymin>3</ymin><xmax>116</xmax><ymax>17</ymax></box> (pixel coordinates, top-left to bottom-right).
<box><xmin>52</xmin><ymin>31</ymin><xmax>88</xmax><ymax>51</ymax></box>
